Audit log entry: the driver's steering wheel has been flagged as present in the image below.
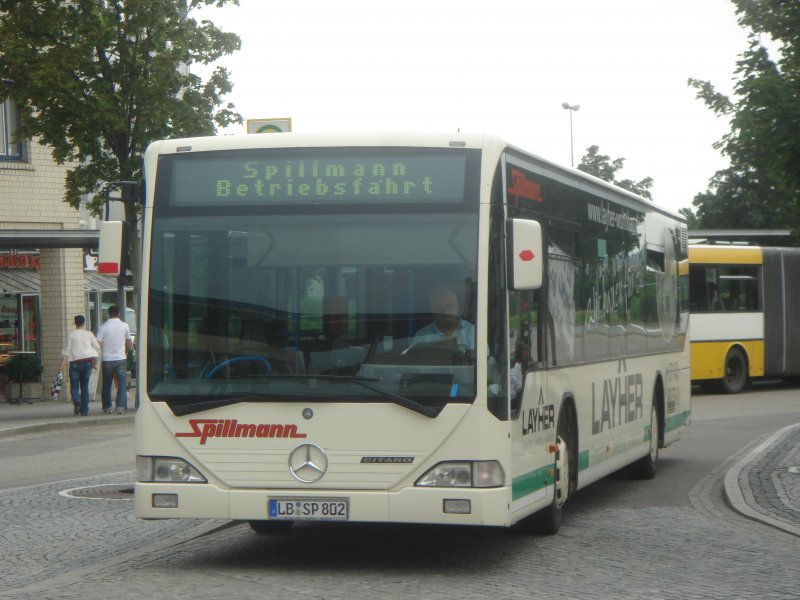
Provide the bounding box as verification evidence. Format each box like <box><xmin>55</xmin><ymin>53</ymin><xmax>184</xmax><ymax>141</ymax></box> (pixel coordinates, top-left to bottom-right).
<box><xmin>403</xmin><ymin>340</ymin><xmax>466</xmax><ymax>365</ymax></box>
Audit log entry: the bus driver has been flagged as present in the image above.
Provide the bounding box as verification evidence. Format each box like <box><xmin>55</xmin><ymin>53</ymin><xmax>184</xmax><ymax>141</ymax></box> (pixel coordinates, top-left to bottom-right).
<box><xmin>407</xmin><ymin>284</ymin><xmax>475</xmax><ymax>352</ymax></box>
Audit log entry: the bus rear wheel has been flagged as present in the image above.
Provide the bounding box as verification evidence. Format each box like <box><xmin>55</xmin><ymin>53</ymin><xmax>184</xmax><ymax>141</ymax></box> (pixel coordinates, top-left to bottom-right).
<box><xmin>720</xmin><ymin>346</ymin><xmax>747</xmax><ymax>394</ymax></box>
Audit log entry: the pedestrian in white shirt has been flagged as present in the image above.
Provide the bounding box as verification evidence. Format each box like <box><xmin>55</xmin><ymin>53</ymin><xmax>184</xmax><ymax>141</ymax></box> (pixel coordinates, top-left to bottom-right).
<box><xmin>96</xmin><ymin>305</ymin><xmax>133</xmax><ymax>414</ymax></box>
<box><xmin>60</xmin><ymin>315</ymin><xmax>100</xmax><ymax>416</ymax></box>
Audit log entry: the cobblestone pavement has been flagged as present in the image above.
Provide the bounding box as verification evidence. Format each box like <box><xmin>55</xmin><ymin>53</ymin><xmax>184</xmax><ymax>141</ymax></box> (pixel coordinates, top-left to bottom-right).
<box><xmin>0</xmin><ymin>470</ymin><xmax>797</xmax><ymax>600</ymax></box>
<box><xmin>1</xmin><ymin>401</ymin><xmax>798</xmax><ymax>599</ymax></box>
<box><xmin>724</xmin><ymin>423</ymin><xmax>800</xmax><ymax>536</ymax></box>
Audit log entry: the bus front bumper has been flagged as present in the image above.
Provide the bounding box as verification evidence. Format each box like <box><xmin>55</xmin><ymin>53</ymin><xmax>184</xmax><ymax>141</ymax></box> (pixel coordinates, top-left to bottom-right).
<box><xmin>135</xmin><ymin>482</ymin><xmax>515</xmax><ymax>527</ymax></box>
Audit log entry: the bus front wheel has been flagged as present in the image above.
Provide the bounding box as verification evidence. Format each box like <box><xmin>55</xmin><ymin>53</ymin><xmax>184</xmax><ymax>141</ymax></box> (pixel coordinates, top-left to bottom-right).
<box><xmin>525</xmin><ymin>417</ymin><xmax>572</xmax><ymax>535</ymax></box>
<box><xmin>720</xmin><ymin>347</ymin><xmax>748</xmax><ymax>394</ymax></box>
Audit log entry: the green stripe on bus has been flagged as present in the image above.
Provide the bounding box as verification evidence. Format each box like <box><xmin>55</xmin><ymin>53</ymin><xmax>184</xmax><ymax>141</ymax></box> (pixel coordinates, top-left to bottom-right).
<box><xmin>665</xmin><ymin>411</ymin><xmax>690</xmax><ymax>433</ymax></box>
<box><xmin>578</xmin><ymin>449</ymin><xmax>590</xmax><ymax>471</ymax></box>
<box><xmin>513</xmin><ymin>449</ymin><xmax>591</xmax><ymax>501</ymax></box>
<box><xmin>512</xmin><ymin>465</ymin><xmax>553</xmax><ymax>500</ymax></box>
<box><xmin>512</xmin><ymin>415</ymin><xmax>689</xmax><ymax>496</ymax></box>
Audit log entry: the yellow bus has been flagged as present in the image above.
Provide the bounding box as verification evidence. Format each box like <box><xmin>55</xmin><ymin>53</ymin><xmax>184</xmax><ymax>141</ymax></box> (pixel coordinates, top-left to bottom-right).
<box><xmin>688</xmin><ymin>244</ymin><xmax>800</xmax><ymax>393</ymax></box>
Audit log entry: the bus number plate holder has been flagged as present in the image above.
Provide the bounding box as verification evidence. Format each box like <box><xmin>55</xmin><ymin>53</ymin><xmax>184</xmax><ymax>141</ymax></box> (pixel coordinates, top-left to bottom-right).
<box><xmin>268</xmin><ymin>498</ymin><xmax>349</xmax><ymax>521</ymax></box>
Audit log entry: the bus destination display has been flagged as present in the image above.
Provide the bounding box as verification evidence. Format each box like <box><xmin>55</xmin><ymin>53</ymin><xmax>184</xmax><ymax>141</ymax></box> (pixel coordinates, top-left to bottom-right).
<box><xmin>168</xmin><ymin>153</ymin><xmax>467</xmax><ymax>205</ymax></box>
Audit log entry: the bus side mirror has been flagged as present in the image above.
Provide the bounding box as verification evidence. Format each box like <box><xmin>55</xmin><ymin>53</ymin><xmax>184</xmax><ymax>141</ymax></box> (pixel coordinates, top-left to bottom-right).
<box><xmin>507</xmin><ymin>219</ymin><xmax>543</xmax><ymax>290</ymax></box>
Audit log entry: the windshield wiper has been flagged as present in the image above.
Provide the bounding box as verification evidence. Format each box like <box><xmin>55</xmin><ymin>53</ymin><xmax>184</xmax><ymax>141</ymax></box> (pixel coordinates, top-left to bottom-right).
<box><xmin>166</xmin><ymin>375</ymin><xmax>442</xmax><ymax>418</ymax></box>
<box><xmin>250</xmin><ymin>374</ymin><xmax>442</xmax><ymax>418</ymax></box>
<box><xmin>169</xmin><ymin>394</ymin><xmax>268</xmax><ymax>416</ymax></box>
<box><xmin>310</xmin><ymin>375</ymin><xmax>443</xmax><ymax>418</ymax></box>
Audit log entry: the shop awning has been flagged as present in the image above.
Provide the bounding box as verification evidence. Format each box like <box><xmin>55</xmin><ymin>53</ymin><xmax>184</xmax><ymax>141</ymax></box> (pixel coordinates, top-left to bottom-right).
<box><xmin>83</xmin><ymin>271</ymin><xmax>124</xmax><ymax>292</ymax></box>
<box><xmin>0</xmin><ymin>270</ymin><xmax>121</xmax><ymax>295</ymax></box>
<box><xmin>0</xmin><ymin>269</ymin><xmax>39</xmax><ymax>294</ymax></box>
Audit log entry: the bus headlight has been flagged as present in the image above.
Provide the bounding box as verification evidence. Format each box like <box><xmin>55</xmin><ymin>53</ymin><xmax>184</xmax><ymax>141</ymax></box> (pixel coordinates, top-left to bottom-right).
<box><xmin>137</xmin><ymin>456</ymin><xmax>207</xmax><ymax>483</ymax></box>
<box><xmin>416</xmin><ymin>461</ymin><xmax>505</xmax><ymax>488</ymax></box>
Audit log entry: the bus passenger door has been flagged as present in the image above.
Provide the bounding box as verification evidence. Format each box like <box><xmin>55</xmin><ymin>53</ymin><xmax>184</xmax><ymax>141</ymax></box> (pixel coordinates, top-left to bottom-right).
<box><xmin>508</xmin><ymin>284</ymin><xmax>551</xmax><ymax>508</ymax></box>
<box><xmin>506</xmin><ymin>219</ymin><xmax>551</xmax><ymax>510</ymax></box>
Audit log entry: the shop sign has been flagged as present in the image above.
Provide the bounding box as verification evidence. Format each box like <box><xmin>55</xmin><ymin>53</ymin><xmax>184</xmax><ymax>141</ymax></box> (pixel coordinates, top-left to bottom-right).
<box><xmin>0</xmin><ymin>253</ymin><xmax>40</xmax><ymax>270</ymax></box>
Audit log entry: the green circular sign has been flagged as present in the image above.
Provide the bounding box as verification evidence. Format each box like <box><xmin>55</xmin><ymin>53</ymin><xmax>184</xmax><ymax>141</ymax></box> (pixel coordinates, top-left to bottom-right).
<box><xmin>256</xmin><ymin>124</ymin><xmax>285</xmax><ymax>133</ymax></box>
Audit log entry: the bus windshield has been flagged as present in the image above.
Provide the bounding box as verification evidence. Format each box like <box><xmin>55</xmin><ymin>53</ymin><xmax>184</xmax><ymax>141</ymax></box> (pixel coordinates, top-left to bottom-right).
<box><xmin>147</xmin><ymin>149</ymin><xmax>479</xmax><ymax>414</ymax></box>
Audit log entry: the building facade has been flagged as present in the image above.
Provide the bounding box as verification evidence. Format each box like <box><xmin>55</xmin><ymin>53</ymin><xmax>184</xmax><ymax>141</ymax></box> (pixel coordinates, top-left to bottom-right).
<box><xmin>1</xmin><ymin>96</ymin><xmax>88</xmax><ymax>398</ymax></box>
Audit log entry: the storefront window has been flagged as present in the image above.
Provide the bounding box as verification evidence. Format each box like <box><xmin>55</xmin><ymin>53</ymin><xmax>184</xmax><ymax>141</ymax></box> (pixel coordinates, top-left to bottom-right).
<box><xmin>0</xmin><ymin>294</ymin><xmax>40</xmax><ymax>367</ymax></box>
<box><xmin>0</xmin><ymin>295</ymin><xmax>16</xmax><ymax>367</ymax></box>
<box><xmin>21</xmin><ymin>295</ymin><xmax>39</xmax><ymax>354</ymax></box>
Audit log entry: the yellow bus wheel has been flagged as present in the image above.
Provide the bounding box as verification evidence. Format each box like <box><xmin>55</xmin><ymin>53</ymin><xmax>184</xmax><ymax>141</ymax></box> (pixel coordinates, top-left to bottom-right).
<box><xmin>720</xmin><ymin>347</ymin><xmax>748</xmax><ymax>394</ymax></box>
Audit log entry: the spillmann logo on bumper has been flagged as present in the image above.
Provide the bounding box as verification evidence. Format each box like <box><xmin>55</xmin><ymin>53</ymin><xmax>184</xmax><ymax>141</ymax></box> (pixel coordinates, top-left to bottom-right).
<box><xmin>175</xmin><ymin>419</ymin><xmax>307</xmax><ymax>445</ymax></box>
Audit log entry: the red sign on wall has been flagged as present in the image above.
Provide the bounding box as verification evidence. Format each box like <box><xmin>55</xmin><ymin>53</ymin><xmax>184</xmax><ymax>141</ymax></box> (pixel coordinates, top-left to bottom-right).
<box><xmin>0</xmin><ymin>253</ymin><xmax>40</xmax><ymax>270</ymax></box>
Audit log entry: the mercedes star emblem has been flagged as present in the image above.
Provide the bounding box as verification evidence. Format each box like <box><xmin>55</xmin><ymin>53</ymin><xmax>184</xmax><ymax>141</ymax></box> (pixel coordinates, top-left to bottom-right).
<box><xmin>288</xmin><ymin>442</ymin><xmax>328</xmax><ymax>483</ymax></box>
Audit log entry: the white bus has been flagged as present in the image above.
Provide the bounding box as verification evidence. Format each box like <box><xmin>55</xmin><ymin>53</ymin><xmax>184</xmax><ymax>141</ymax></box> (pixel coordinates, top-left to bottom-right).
<box><xmin>133</xmin><ymin>133</ymin><xmax>690</xmax><ymax>534</ymax></box>
<box><xmin>688</xmin><ymin>244</ymin><xmax>800</xmax><ymax>393</ymax></box>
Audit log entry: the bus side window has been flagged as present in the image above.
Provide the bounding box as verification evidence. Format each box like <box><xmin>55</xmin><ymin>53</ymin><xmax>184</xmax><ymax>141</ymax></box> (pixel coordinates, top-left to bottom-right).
<box><xmin>689</xmin><ymin>266</ymin><xmax>708</xmax><ymax>311</ymax></box>
<box><xmin>508</xmin><ymin>289</ymin><xmax>537</xmax><ymax>419</ymax></box>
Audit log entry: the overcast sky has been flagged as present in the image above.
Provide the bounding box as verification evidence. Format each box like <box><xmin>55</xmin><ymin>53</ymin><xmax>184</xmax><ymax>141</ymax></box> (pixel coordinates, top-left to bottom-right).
<box><xmin>192</xmin><ymin>0</ymin><xmax>751</xmax><ymax>215</ymax></box>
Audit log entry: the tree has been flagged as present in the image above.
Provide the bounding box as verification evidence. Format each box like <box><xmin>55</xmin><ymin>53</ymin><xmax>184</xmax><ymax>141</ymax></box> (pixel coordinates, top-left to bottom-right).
<box><xmin>576</xmin><ymin>145</ymin><xmax>654</xmax><ymax>200</ymax></box>
<box><xmin>688</xmin><ymin>0</ymin><xmax>800</xmax><ymax>242</ymax></box>
<box><xmin>678</xmin><ymin>207</ymin><xmax>698</xmax><ymax>230</ymax></box>
<box><xmin>0</xmin><ymin>0</ymin><xmax>242</xmax><ymax>281</ymax></box>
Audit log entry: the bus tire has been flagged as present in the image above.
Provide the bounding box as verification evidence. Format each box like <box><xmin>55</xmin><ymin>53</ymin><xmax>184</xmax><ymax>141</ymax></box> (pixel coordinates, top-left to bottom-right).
<box><xmin>248</xmin><ymin>520</ymin><xmax>293</xmax><ymax>534</ymax></box>
<box><xmin>526</xmin><ymin>413</ymin><xmax>572</xmax><ymax>535</ymax></box>
<box><xmin>720</xmin><ymin>346</ymin><xmax>748</xmax><ymax>394</ymax></box>
<box><xmin>629</xmin><ymin>401</ymin><xmax>659</xmax><ymax>480</ymax></box>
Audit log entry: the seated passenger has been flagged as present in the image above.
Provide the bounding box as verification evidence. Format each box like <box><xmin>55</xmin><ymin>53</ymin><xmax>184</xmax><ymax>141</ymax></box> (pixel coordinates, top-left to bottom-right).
<box><xmin>406</xmin><ymin>284</ymin><xmax>475</xmax><ymax>352</ymax></box>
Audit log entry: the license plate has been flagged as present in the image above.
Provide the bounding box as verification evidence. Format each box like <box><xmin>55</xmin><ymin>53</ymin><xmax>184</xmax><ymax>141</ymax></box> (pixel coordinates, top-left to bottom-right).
<box><xmin>268</xmin><ymin>498</ymin><xmax>349</xmax><ymax>521</ymax></box>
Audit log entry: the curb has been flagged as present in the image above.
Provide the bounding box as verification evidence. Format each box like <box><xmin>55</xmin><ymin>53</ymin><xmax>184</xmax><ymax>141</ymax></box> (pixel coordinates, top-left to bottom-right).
<box><xmin>0</xmin><ymin>414</ymin><xmax>136</xmax><ymax>439</ymax></box>
<box><xmin>723</xmin><ymin>423</ymin><xmax>800</xmax><ymax>537</ymax></box>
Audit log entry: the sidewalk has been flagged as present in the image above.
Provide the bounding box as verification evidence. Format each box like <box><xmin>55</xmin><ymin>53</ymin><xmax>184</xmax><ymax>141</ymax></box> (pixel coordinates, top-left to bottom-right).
<box><xmin>723</xmin><ymin>422</ymin><xmax>800</xmax><ymax>536</ymax></box>
<box><xmin>0</xmin><ymin>396</ymin><xmax>135</xmax><ymax>437</ymax></box>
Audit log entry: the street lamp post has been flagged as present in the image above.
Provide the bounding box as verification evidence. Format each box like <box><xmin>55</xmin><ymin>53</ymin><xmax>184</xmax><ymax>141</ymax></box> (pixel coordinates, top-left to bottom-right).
<box><xmin>561</xmin><ymin>102</ymin><xmax>580</xmax><ymax>167</ymax></box>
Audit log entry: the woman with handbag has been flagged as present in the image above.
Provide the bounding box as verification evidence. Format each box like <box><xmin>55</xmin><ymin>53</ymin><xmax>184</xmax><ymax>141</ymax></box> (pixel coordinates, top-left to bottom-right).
<box><xmin>60</xmin><ymin>315</ymin><xmax>100</xmax><ymax>416</ymax></box>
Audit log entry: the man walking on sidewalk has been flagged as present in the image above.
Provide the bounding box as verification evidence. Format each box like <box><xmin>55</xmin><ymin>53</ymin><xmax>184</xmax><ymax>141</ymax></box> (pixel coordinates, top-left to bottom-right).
<box><xmin>97</xmin><ymin>305</ymin><xmax>133</xmax><ymax>414</ymax></box>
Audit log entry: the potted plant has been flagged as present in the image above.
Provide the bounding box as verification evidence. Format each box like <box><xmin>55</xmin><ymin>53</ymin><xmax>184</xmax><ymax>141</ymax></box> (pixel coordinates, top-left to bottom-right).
<box><xmin>4</xmin><ymin>353</ymin><xmax>44</xmax><ymax>403</ymax></box>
